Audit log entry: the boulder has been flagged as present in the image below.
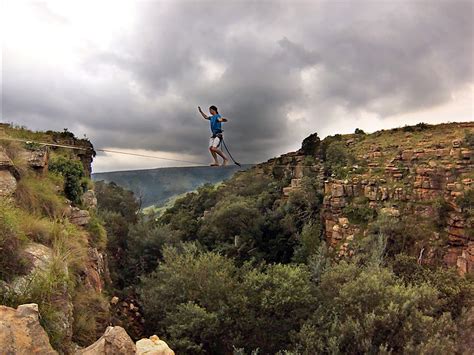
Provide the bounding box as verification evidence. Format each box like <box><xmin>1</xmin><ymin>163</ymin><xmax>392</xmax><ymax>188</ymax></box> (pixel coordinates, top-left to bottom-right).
<box><xmin>0</xmin><ymin>148</ymin><xmax>13</xmax><ymax>168</ymax></box>
<box><xmin>82</xmin><ymin>190</ymin><xmax>98</xmax><ymax>209</ymax></box>
<box><xmin>19</xmin><ymin>148</ymin><xmax>49</xmax><ymax>169</ymax></box>
<box><xmin>77</xmin><ymin>326</ymin><xmax>136</xmax><ymax>355</ymax></box>
<box><xmin>380</xmin><ymin>207</ymin><xmax>401</xmax><ymax>218</ymax></box>
<box><xmin>331</xmin><ymin>183</ymin><xmax>345</xmax><ymax>197</ymax></box>
<box><xmin>70</xmin><ymin>207</ymin><xmax>91</xmax><ymax>226</ymax></box>
<box><xmin>0</xmin><ymin>303</ymin><xmax>57</xmax><ymax>354</ymax></box>
<box><xmin>23</xmin><ymin>242</ymin><xmax>53</xmax><ymax>270</ymax></box>
<box><xmin>0</xmin><ymin>169</ymin><xmax>17</xmax><ymax>196</ymax></box>
<box><xmin>136</xmin><ymin>335</ymin><xmax>175</xmax><ymax>355</ymax></box>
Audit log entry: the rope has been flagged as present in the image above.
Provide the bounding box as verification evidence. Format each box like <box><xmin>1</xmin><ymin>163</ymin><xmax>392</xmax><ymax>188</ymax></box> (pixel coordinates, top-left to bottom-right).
<box><xmin>0</xmin><ymin>136</ymin><xmax>208</xmax><ymax>166</ymax></box>
<box><xmin>0</xmin><ymin>136</ymin><xmax>321</xmax><ymax>168</ymax></box>
<box><xmin>96</xmin><ymin>148</ymin><xmax>209</xmax><ymax>166</ymax></box>
<box><xmin>221</xmin><ymin>138</ymin><xmax>241</xmax><ymax>167</ymax></box>
<box><xmin>0</xmin><ymin>136</ymin><xmax>89</xmax><ymax>150</ymax></box>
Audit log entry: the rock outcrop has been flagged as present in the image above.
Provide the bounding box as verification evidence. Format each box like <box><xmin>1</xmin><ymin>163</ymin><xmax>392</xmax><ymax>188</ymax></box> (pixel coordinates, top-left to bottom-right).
<box><xmin>0</xmin><ymin>304</ymin><xmax>57</xmax><ymax>355</ymax></box>
<box><xmin>77</xmin><ymin>326</ymin><xmax>136</xmax><ymax>355</ymax></box>
<box><xmin>265</xmin><ymin>122</ymin><xmax>473</xmax><ymax>274</ymax></box>
<box><xmin>0</xmin><ymin>148</ymin><xmax>18</xmax><ymax>196</ymax></box>
<box><xmin>136</xmin><ymin>335</ymin><xmax>175</xmax><ymax>355</ymax></box>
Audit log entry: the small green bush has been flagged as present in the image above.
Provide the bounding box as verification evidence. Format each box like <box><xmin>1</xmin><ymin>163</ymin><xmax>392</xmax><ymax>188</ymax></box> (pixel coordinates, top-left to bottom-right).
<box><xmin>49</xmin><ymin>156</ymin><xmax>85</xmax><ymax>204</ymax></box>
<box><xmin>293</xmin><ymin>222</ymin><xmax>323</xmax><ymax>262</ymax></box>
<box><xmin>343</xmin><ymin>203</ymin><xmax>377</xmax><ymax>225</ymax></box>
<box><xmin>301</xmin><ymin>132</ymin><xmax>321</xmax><ymax>156</ymax></box>
<box><xmin>87</xmin><ymin>214</ymin><xmax>107</xmax><ymax>251</ymax></box>
<box><xmin>464</xmin><ymin>130</ymin><xmax>474</xmax><ymax>147</ymax></box>
<box><xmin>354</xmin><ymin>128</ymin><xmax>365</xmax><ymax>134</ymax></box>
<box><xmin>402</xmin><ymin>122</ymin><xmax>430</xmax><ymax>132</ymax></box>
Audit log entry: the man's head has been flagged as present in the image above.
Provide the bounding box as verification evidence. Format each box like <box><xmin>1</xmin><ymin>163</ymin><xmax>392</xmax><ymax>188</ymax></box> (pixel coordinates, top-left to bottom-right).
<box><xmin>209</xmin><ymin>105</ymin><xmax>218</xmax><ymax>115</ymax></box>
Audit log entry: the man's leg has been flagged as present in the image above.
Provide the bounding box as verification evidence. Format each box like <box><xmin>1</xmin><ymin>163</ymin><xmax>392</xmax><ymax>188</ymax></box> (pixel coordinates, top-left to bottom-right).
<box><xmin>209</xmin><ymin>137</ymin><xmax>220</xmax><ymax>165</ymax></box>
<box><xmin>209</xmin><ymin>147</ymin><xmax>219</xmax><ymax>165</ymax></box>
<box><xmin>213</xmin><ymin>148</ymin><xmax>228</xmax><ymax>165</ymax></box>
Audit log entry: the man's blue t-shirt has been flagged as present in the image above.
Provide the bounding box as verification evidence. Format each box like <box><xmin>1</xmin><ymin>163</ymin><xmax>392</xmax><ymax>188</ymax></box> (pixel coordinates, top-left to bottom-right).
<box><xmin>209</xmin><ymin>114</ymin><xmax>222</xmax><ymax>135</ymax></box>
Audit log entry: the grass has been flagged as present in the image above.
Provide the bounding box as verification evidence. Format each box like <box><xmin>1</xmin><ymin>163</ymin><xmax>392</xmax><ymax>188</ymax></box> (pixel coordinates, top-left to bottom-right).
<box><xmin>72</xmin><ymin>288</ymin><xmax>110</xmax><ymax>346</ymax></box>
<box><xmin>0</xmin><ymin>201</ymin><xmax>28</xmax><ymax>281</ymax></box>
<box><xmin>0</xmin><ymin>218</ymin><xmax>91</xmax><ymax>352</ymax></box>
<box><xmin>87</xmin><ymin>214</ymin><xmax>108</xmax><ymax>250</ymax></box>
<box><xmin>14</xmin><ymin>173</ymin><xmax>66</xmax><ymax>218</ymax></box>
<box><xmin>18</xmin><ymin>212</ymin><xmax>55</xmax><ymax>245</ymax></box>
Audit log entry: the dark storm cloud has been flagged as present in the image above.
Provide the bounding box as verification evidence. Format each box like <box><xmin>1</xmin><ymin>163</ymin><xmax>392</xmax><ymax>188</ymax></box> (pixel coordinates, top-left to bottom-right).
<box><xmin>2</xmin><ymin>0</ymin><xmax>473</xmax><ymax>167</ymax></box>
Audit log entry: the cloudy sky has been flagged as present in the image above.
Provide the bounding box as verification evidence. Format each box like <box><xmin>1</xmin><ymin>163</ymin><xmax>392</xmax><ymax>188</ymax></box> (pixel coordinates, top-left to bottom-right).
<box><xmin>2</xmin><ymin>0</ymin><xmax>473</xmax><ymax>172</ymax></box>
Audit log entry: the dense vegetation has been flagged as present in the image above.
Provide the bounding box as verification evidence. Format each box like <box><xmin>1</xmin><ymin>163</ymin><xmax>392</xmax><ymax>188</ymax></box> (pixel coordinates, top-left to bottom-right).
<box><xmin>2</xmin><ymin>123</ymin><xmax>473</xmax><ymax>353</ymax></box>
<box><xmin>95</xmin><ymin>128</ymin><xmax>474</xmax><ymax>354</ymax></box>
<box><xmin>0</xmin><ymin>132</ymin><xmax>108</xmax><ymax>352</ymax></box>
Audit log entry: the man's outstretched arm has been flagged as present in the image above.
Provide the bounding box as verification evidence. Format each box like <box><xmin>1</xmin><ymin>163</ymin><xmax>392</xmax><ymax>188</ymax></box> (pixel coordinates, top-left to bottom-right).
<box><xmin>198</xmin><ymin>106</ymin><xmax>209</xmax><ymax>119</ymax></box>
<box><xmin>218</xmin><ymin>117</ymin><xmax>228</xmax><ymax>122</ymax></box>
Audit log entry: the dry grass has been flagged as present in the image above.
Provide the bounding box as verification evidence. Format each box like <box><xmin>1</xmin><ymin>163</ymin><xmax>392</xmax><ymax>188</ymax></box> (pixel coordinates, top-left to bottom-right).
<box><xmin>72</xmin><ymin>288</ymin><xmax>110</xmax><ymax>346</ymax></box>
<box><xmin>18</xmin><ymin>212</ymin><xmax>54</xmax><ymax>245</ymax></box>
<box><xmin>14</xmin><ymin>174</ymin><xmax>66</xmax><ymax>218</ymax></box>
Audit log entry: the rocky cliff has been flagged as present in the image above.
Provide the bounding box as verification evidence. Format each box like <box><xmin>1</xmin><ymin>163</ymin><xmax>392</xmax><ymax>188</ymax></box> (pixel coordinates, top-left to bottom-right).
<box><xmin>0</xmin><ymin>125</ymin><xmax>107</xmax><ymax>352</ymax></box>
<box><xmin>253</xmin><ymin>122</ymin><xmax>473</xmax><ymax>274</ymax></box>
<box><xmin>0</xmin><ymin>124</ymin><xmax>176</xmax><ymax>354</ymax></box>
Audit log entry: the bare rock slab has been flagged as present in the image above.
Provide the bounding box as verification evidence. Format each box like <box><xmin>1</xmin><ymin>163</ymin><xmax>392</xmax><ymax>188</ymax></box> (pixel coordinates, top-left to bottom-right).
<box><xmin>0</xmin><ymin>303</ymin><xmax>58</xmax><ymax>354</ymax></box>
<box><xmin>136</xmin><ymin>335</ymin><xmax>175</xmax><ymax>355</ymax></box>
<box><xmin>77</xmin><ymin>326</ymin><xmax>136</xmax><ymax>355</ymax></box>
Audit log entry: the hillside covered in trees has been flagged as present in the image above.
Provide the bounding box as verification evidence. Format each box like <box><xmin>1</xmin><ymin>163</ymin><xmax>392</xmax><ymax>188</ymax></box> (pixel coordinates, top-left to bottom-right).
<box><xmin>1</xmin><ymin>122</ymin><xmax>473</xmax><ymax>354</ymax></box>
<box><xmin>98</xmin><ymin>122</ymin><xmax>474</xmax><ymax>353</ymax></box>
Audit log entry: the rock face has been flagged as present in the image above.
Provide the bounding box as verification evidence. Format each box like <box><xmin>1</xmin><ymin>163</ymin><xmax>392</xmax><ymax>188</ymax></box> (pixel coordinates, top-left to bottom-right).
<box><xmin>69</xmin><ymin>207</ymin><xmax>91</xmax><ymax>226</ymax></box>
<box><xmin>0</xmin><ymin>148</ymin><xmax>18</xmax><ymax>196</ymax></box>
<box><xmin>82</xmin><ymin>189</ymin><xmax>98</xmax><ymax>209</ymax></box>
<box><xmin>0</xmin><ymin>304</ymin><xmax>58</xmax><ymax>355</ymax></box>
<box><xmin>19</xmin><ymin>147</ymin><xmax>49</xmax><ymax>171</ymax></box>
<box><xmin>271</xmin><ymin>122</ymin><xmax>473</xmax><ymax>274</ymax></box>
<box><xmin>77</xmin><ymin>326</ymin><xmax>136</xmax><ymax>355</ymax></box>
<box><xmin>136</xmin><ymin>335</ymin><xmax>175</xmax><ymax>355</ymax></box>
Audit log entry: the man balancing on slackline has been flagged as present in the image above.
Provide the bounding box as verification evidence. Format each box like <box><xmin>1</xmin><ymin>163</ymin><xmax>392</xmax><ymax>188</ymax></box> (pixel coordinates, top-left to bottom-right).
<box><xmin>198</xmin><ymin>105</ymin><xmax>229</xmax><ymax>166</ymax></box>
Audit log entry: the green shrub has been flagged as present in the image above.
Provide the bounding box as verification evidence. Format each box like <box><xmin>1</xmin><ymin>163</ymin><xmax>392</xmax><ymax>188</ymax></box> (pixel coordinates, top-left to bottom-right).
<box><xmin>95</xmin><ymin>181</ymin><xmax>140</xmax><ymax>223</ymax></box>
<box><xmin>294</xmin><ymin>262</ymin><xmax>457</xmax><ymax>354</ymax></box>
<box><xmin>87</xmin><ymin>214</ymin><xmax>107</xmax><ymax>251</ymax></box>
<box><xmin>456</xmin><ymin>189</ymin><xmax>474</xmax><ymax>214</ymax></box>
<box><xmin>198</xmin><ymin>196</ymin><xmax>263</xmax><ymax>252</ymax></box>
<box><xmin>293</xmin><ymin>222</ymin><xmax>323</xmax><ymax>263</ymax></box>
<box><xmin>391</xmin><ymin>255</ymin><xmax>474</xmax><ymax>318</ymax></box>
<box><xmin>164</xmin><ymin>302</ymin><xmax>219</xmax><ymax>353</ymax></box>
<box><xmin>49</xmin><ymin>156</ymin><xmax>85</xmax><ymax>204</ymax></box>
<box><xmin>326</xmin><ymin>141</ymin><xmax>350</xmax><ymax>166</ymax></box>
<box><xmin>300</xmin><ymin>132</ymin><xmax>321</xmax><ymax>156</ymax></box>
<box><xmin>139</xmin><ymin>244</ymin><xmax>240</xmax><ymax>353</ymax></box>
<box><xmin>402</xmin><ymin>122</ymin><xmax>430</xmax><ymax>132</ymax></box>
<box><xmin>433</xmin><ymin>197</ymin><xmax>453</xmax><ymax>230</ymax></box>
<box><xmin>139</xmin><ymin>244</ymin><xmax>316</xmax><ymax>354</ymax></box>
<box><xmin>343</xmin><ymin>203</ymin><xmax>376</xmax><ymax>225</ymax></box>
<box><xmin>369</xmin><ymin>215</ymin><xmax>431</xmax><ymax>257</ymax></box>
<box><xmin>464</xmin><ymin>130</ymin><xmax>474</xmax><ymax>147</ymax></box>
<box><xmin>354</xmin><ymin>128</ymin><xmax>365</xmax><ymax>134</ymax></box>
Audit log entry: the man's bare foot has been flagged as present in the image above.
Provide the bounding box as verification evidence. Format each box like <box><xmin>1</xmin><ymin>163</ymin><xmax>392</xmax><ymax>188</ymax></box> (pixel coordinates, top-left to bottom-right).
<box><xmin>210</xmin><ymin>163</ymin><xmax>219</xmax><ymax>167</ymax></box>
<box><xmin>222</xmin><ymin>159</ymin><xmax>229</xmax><ymax>166</ymax></box>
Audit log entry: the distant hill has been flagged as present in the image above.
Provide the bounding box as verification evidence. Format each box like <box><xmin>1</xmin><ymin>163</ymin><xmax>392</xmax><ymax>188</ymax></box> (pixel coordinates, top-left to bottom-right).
<box><xmin>92</xmin><ymin>165</ymin><xmax>252</xmax><ymax>207</ymax></box>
